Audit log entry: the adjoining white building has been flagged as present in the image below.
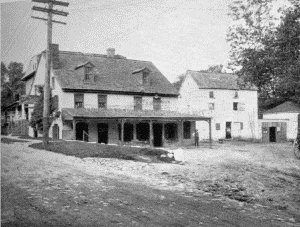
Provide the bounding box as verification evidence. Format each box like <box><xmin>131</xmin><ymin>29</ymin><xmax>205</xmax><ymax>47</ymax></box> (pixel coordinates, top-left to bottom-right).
<box><xmin>177</xmin><ymin>70</ymin><xmax>259</xmax><ymax>141</ymax></box>
<box><xmin>260</xmin><ymin>101</ymin><xmax>300</xmax><ymax>142</ymax></box>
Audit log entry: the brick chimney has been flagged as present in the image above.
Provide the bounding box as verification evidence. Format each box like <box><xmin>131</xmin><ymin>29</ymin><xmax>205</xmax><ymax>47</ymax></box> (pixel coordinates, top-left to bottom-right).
<box><xmin>106</xmin><ymin>48</ymin><xmax>115</xmax><ymax>58</ymax></box>
<box><xmin>51</xmin><ymin>44</ymin><xmax>60</xmax><ymax>69</ymax></box>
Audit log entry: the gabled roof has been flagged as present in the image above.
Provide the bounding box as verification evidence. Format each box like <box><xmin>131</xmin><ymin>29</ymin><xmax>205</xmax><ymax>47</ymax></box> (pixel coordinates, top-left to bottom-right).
<box><xmin>21</xmin><ymin>53</ymin><xmax>42</xmax><ymax>81</ymax></box>
<box><xmin>53</xmin><ymin>51</ymin><xmax>178</xmax><ymax>96</ymax></box>
<box><xmin>264</xmin><ymin>101</ymin><xmax>300</xmax><ymax>114</ymax></box>
<box><xmin>74</xmin><ymin>61</ymin><xmax>95</xmax><ymax>70</ymax></box>
<box><xmin>187</xmin><ymin>70</ymin><xmax>257</xmax><ymax>90</ymax></box>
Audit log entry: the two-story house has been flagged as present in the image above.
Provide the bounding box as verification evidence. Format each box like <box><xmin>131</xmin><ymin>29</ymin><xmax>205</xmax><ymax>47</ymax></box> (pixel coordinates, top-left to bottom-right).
<box><xmin>177</xmin><ymin>70</ymin><xmax>259</xmax><ymax>141</ymax></box>
<box><xmin>22</xmin><ymin>45</ymin><xmax>211</xmax><ymax>147</ymax></box>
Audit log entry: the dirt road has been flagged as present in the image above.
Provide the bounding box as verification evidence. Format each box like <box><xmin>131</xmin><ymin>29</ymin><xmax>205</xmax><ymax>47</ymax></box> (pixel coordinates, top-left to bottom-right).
<box><xmin>1</xmin><ymin>137</ymin><xmax>297</xmax><ymax>226</ymax></box>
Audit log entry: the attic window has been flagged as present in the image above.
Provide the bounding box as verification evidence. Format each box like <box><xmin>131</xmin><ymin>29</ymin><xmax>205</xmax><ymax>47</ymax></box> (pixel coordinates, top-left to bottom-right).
<box><xmin>85</xmin><ymin>67</ymin><xmax>93</xmax><ymax>80</ymax></box>
<box><xmin>142</xmin><ymin>71</ymin><xmax>149</xmax><ymax>85</ymax></box>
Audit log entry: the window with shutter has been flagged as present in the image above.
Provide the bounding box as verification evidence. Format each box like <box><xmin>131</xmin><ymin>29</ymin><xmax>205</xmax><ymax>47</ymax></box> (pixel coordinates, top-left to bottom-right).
<box><xmin>233</xmin><ymin>102</ymin><xmax>238</xmax><ymax>111</ymax></box>
<box><xmin>134</xmin><ymin>96</ymin><xmax>142</xmax><ymax>111</ymax></box>
<box><xmin>153</xmin><ymin>97</ymin><xmax>161</xmax><ymax>111</ymax></box>
<box><xmin>98</xmin><ymin>95</ymin><xmax>107</xmax><ymax>109</ymax></box>
<box><xmin>74</xmin><ymin>94</ymin><xmax>84</xmax><ymax>108</ymax></box>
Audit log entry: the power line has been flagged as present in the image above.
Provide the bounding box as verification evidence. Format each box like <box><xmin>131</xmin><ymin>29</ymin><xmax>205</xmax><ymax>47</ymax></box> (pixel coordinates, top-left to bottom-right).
<box><xmin>69</xmin><ymin>0</ymin><xmax>158</xmax><ymax>12</ymax></box>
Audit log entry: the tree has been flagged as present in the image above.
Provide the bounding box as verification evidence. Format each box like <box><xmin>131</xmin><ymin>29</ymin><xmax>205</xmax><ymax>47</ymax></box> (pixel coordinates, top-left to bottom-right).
<box><xmin>204</xmin><ymin>64</ymin><xmax>223</xmax><ymax>73</ymax></box>
<box><xmin>1</xmin><ymin>62</ymin><xmax>25</xmax><ymax>109</ymax></box>
<box><xmin>172</xmin><ymin>74</ymin><xmax>185</xmax><ymax>91</ymax></box>
<box><xmin>227</xmin><ymin>0</ymin><xmax>278</xmax><ymax>69</ymax></box>
<box><xmin>227</xmin><ymin>0</ymin><xmax>300</xmax><ymax>111</ymax></box>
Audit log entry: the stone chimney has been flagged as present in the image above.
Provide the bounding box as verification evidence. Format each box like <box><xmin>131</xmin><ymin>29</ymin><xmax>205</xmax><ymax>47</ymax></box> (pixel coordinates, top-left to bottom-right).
<box><xmin>106</xmin><ymin>48</ymin><xmax>115</xmax><ymax>58</ymax></box>
<box><xmin>51</xmin><ymin>44</ymin><xmax>60</xmax><ymax>69</ymax></box>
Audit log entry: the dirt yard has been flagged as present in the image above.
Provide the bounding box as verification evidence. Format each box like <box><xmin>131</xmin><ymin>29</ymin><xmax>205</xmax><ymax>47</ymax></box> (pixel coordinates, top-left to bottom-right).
<box><xmin>1</xmin><ymin>136</ymin><xmax>300</xmax><ymax>226</ymax></box>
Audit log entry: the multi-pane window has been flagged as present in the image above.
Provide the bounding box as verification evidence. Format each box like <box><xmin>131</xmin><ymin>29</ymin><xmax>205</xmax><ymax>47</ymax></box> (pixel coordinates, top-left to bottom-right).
<box><xmin>85</xmin><ymin>67</ymin><xmax>92</xmax><ymax>80</ymax></box>
<box><xmin>153</xmin><ymin>97</ymin><xmax>161</xmax><ymax>111</ymax></box>
<box><xmin>98</xmin><ymin>95</ymin><xmax>107</xmax><ymax>109</ymax></box>
<box><xmin>233</xmin><ymin>102</ymin><xmax>238</xmax><ymax>111</ymax></box>
<box><xmin>183</xmin><ymin>121</ymin><xmax>191</xmax><ymax>139</ymax></box>
<box><xmin>74</xmin><ymin>94</ymin><xmax>84</xmax><ymax>108</ymax></box>
<box><xmin>165</xmin><ymin>123</ymin><xmax>178</xmax><ymax>140</ymax></box>
<box><xmin>208</xmin><ymin>103</ymin><xmax>215</xmax><ymax>110</ymax></box>
<box><xmin>209</xmin><ymin>91</ymin><xmax>214</xmax><ymax>98</ymax></box>
<box><xmin>134</xmin><ymin>96</ymin><xmax>142</xmax><ymax>111</ymax></box>
<box><xmin>240</xmin><ymin>122</ymin><xmax>243</xmax><ymax>130</ymax></box>
<box><xmin>216</xmin><ymin>123</ymin><xmax>221</xmax><ymax>130</ymax></box>
<box><xmin>142</xmin><ymin>72</ymin><xmax>149</xmax><ymax>85</ymax></box>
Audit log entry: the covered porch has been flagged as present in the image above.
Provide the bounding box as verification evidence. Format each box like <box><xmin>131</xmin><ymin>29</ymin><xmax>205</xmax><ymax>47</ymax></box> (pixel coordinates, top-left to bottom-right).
<box><xmin>62</xmin><ymin>108</ymin><xmax>212</xmax><ymax>148</ymax></box>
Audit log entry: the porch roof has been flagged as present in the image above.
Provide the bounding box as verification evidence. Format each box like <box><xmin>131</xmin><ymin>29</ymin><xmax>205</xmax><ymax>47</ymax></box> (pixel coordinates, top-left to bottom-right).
<box><xmin>62</xmin><ymin>108</ymin><xmax>211</xmax><ymax>121</ymax></box>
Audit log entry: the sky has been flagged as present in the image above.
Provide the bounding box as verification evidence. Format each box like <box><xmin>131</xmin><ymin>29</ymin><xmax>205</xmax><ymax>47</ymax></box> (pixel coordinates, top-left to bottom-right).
<box><xmin>1</xmin><ymin>0</ymin><xmax>233</xmax><ymax>82</ymax></box>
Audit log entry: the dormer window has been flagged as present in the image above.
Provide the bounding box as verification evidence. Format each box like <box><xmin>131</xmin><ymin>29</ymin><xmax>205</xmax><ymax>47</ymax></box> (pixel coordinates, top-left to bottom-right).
<box><xmin>75</xmin><ymin>61</ymin><xmax>95</xmax><ymax>83</ymax></box>
<box><xmin>132</xmin><ymin>67</ymin><xmax>151</xmax><ymax>86</ymax></box>
<box><xmin>85</xmin><ymin>66</ymin><xmax>93</xmax><ymax>81</ymax></box>
<box><xmin>143</xmin><ymin>71</ymin><xmax>149</xmax><ymax>85</ymax></box>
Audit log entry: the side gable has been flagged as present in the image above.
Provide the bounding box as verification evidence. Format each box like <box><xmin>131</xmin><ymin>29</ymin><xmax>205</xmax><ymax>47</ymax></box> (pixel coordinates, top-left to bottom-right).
<box><xmin>53</xmin><ymin>51</ymin><xmax>178</xmax><ymax>96</ymax></box>
<box><xmin>264</xmin><ymin>101</ymin><xmax>300</xmax><ymax>115</ymax></box>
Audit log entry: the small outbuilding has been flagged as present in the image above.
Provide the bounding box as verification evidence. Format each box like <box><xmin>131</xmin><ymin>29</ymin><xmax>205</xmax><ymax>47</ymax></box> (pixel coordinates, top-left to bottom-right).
<box><xmin>260</xmin><ymin>101</ymin><xmax>300</xmax><ymax>142</ymax></box>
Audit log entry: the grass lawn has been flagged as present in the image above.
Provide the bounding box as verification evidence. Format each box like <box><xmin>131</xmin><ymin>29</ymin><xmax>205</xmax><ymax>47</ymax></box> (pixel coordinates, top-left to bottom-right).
<box><xmin>18</xmin><ymin>135</ymin><xmax>43</xmax><ymax>140</ymax></box>
<box><xmin>1</xmin><ymin>137</ymin><xmax>29</xmax><ymax>144</ymax></box>
<box><xmin>29</xmin><ymin>140</ymin><xmax>174</xmax><ymax>163</ymax></box>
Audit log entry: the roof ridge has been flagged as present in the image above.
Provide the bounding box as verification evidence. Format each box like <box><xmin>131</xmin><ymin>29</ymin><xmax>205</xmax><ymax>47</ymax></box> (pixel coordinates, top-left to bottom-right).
<box><xmin>187</xmin><ymin>70</ymin><xmax>235</xmax><ymax>75</ymax></box>
<box><xmin>58</xmin><ymin>50</ymin><xmax>152</xmax><ymax>63</ymax></box>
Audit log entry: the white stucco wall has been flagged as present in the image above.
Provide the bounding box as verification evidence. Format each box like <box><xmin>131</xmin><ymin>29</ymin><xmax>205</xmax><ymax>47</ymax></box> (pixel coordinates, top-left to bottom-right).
<box><xmin>59</xmin><ymin>92</ymin><xmax>178</xmax><ymax>111</ymax></box>
<box><xmin>263</xmin><ymin>112</ymin><xmax>299</xmax><ymax>140</ymax></box>
<box><xmin>29</xmin><ymin>54</ymin><xmax>46</xmax><ymax>96</ymax></box>
<box><xmin>178</xmin><ymin>74</ymin><xmax>259</xmax><ymax>140</ymax></box>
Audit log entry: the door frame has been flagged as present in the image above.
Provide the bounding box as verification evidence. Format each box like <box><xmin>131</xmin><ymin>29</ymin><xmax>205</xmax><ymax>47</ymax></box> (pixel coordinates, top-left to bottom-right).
<box><xmin>269</xmin><ymin>126</ymin><xmax>277</xmax><ymax>142</ymax></box>
<box><xmin>225</xmin><ymin>122</ymin><xmax>232</xmax><ymax>139</ymax></box>
<box><xmin>98</xmin><ymin>123</ymin><xmax>109</xmax><ymax>144</ymax></box>
<box><xmin>153</xmin><ymin>123</ymin><xmax>163</xmax><ymax>147</ymax></box>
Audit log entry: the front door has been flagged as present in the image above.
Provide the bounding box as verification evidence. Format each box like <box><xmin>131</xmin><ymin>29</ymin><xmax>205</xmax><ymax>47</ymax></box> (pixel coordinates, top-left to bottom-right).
<box><xmin>52</xmin><ymin>124</ymin><xmax>59</xmax><ymax>140</ymax></box>
<box><xmin>269</xmin><ymin>127</ymin><xmax>276</xmax><ymax>142</ymax></box>
<box><xmin>225</xmin><ymin>122</ymin><xmax>232</xmax><ymax>139</ymax></box>
<box><xmin>153</xmin><ymin>123</ymin><xmax>163</xmax><ymax>147</ymax></box>
<box><xmin>76</xmin><ymin>122</ymin><xmax>89</xmax><ymax>141</ymax></box>
<box><xmin>98</xmin><ymin>123</ymin><xmax>108</xmax><ymax>144</ymax></box>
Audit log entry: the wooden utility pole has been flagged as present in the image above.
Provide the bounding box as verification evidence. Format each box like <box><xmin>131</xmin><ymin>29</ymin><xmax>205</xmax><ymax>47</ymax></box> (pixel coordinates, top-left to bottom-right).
<box><xmin>32</xmin><ymin>0</ymin><xmax>69</xmax><ymax>147</ymax></box>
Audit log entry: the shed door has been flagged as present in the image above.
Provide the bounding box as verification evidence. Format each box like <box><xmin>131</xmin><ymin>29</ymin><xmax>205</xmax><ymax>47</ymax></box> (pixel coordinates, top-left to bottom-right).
<box><xmin>269</xmin><ymin>127</ymin><xmax>276</xmax><ymax>142</ymax></box>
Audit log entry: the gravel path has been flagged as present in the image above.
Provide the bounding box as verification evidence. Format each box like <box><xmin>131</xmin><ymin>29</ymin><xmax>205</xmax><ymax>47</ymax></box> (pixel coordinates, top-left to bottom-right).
<box><xmin>2</xmin><ymin>136</ymin><xmax>299</xmax><ymax>226</ymax></box>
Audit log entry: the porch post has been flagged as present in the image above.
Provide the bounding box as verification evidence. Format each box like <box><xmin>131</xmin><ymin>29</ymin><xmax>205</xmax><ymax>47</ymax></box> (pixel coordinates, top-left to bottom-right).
<box><xmin>162</xmin><ymin>122</ymin><xmax>165</xmax><ymax>147</ymax></box>
<box><xmin>73</xmin><ymin>119</ymin><xmax>76</xmax><ymax>140</ymax></box>
<box><xmin>21</xmin><ymin>103</ymin><xmax>25</xmax><ymax>119</ymax></box>
<box><xmin>121</xmin><ymin>119</ymin><xmax>124</xmax><ymax>145</ymax></box>
<box><xmin>179</xmin><ymin>120</ymin><xmax>184</xmax><ymax>147</ymax></box>
<box><xmin>133</xmin><ymin>121</ymin><xmax>137</xmax><ymax>142</ymax></box>
<box><xmin>149</xmin><ymin>120</ymin><xmax>153</xmax><ymax>147</ymax></box>
<box><xmin>15</xmin><ymin>106</ymin><xmax>18</xmax><ymax>120</ymax></box>
<box><xmin>209</xmin><ymin>119</ymin><xmax>212</xmax><ymax>148</ymax></box>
